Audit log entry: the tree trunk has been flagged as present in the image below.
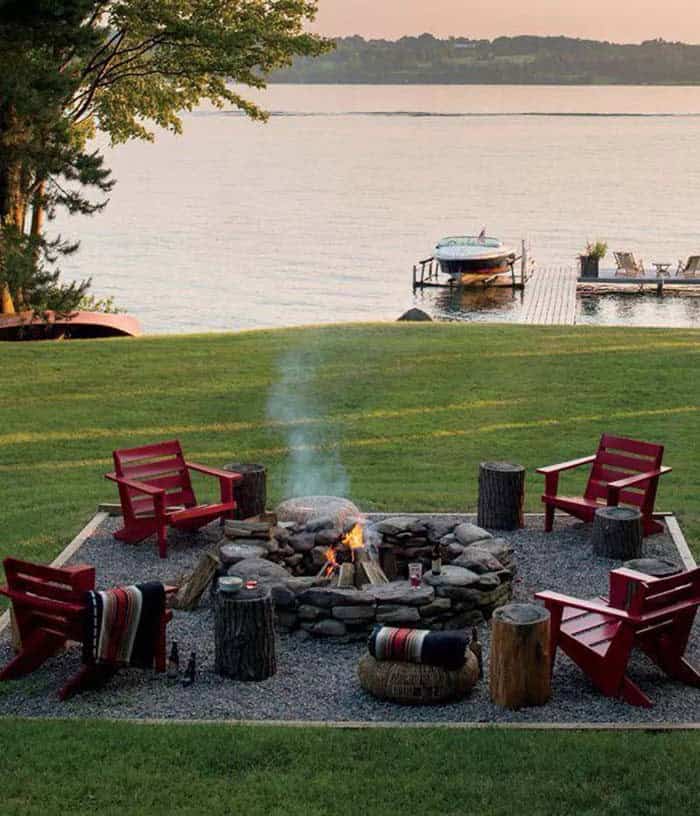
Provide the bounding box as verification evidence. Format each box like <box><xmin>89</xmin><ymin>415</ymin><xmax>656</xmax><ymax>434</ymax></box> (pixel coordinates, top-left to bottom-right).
<box><xmin>214</xmin><ymin>586</ymin><xmax>276</xmax><ymax>681</ymax></box>
<box><xmin>489</xmin><ymin>602</ymin><xmax>551</xmax><ymax>709</ymax></box>
<box><xmin>224</xmin><ymin>463</ymin><xmax>267</xmax><ymax>520</ymax></box>
<box><xmin>477</xmin><ymin>461</ymin><xmax>525</xmax><ymax>530</ymax></box>
<box><xmin>591</xmin><ymin>507</ymin><xmax>643</xmax><ymax>560</ymax></box>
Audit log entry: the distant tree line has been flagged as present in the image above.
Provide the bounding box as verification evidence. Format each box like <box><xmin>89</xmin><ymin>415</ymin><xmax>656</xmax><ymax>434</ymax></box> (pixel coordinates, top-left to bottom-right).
<box><xmin>271</xmin><ymin>34</ymin><xmax>700</xmax><ymax>84</ymax></box>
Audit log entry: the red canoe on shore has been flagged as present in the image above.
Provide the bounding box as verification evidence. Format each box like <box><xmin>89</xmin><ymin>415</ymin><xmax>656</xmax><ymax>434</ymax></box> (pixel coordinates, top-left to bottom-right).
<box><xmin>0</xmin><ymin>310</ymin><xmax>142</xmax><ymax>341</ymax></box>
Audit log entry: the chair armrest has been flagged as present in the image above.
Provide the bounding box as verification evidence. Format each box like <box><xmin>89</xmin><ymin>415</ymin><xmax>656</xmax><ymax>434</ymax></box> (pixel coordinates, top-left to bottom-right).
<box><xmin>185</xmin><ymin>462</ymin><xmax>243</xmax><ymax>481</ymax></box>
<box><xmin>536</xmin><ymin>455</ymin><xmax>596</xmax><ymax>475</ymax></box>
<box><xmin>608</xmin><ymin>466</ymin><xmax>672</xmax><ymax>491</ymax></box>
<box><xmin>535</xmin><ymin>590</ymin><xmax>633</xmax><ymax>621</ymax></box>
<box><xmin>105</xmin><ymin>472</ymin><xmax>164</xmax><ymax>497</ymax></box>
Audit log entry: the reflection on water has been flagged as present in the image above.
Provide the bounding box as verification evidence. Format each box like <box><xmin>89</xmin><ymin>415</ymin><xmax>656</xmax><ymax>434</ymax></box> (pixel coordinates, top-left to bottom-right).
<box><xmin>416</xmin><ymin>286</ymin><xmax>700</xmax><ymax>328</ymax></box>
<box><xmin>416</xmin><ymin>285</ymin><xmax>526</xmax><ymax>322</ymax></box>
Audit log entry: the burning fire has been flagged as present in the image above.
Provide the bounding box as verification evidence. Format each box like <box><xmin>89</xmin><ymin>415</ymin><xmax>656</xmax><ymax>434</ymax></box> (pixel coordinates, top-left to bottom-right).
<box><xmin>322</xmin><ymin>522</ymin><xmax>364</xmax><ymax>576</ymax></box>
<box><xmin>343</xmin><ymin>523</ymin><xmax>364</xmax><ymax>559</ymax></box>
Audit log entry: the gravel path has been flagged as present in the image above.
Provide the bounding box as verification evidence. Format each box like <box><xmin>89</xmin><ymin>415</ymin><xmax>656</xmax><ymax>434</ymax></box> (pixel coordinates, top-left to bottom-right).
<box><xmin>1</xmin><ymin>514</ymin><xmax>697</xmax><ymax>724</ymax></box>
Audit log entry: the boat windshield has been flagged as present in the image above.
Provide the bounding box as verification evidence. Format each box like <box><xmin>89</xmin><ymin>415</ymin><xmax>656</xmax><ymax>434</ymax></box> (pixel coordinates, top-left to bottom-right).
<box><xmin>436</xmin><ymin>236</ymin><xmax>502</xmax><ymax>249</ymax></box>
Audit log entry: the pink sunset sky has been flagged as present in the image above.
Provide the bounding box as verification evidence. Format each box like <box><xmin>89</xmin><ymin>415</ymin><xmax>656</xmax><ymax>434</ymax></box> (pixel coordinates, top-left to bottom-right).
<box><xmin>310</xmin><ymin>1</ymin><xmax>700</xmax><ymax>44</ymax></box>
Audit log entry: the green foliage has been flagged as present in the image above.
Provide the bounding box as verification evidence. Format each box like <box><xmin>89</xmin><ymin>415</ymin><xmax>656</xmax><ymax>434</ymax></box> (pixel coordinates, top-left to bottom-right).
<box><xmin>0</xmin><ymin>1</ymin><xmax>330</xmax><ymax>310</ymax></box>
<box><xmin>585</xmin><ymin>241</ymin><xmax>608</xmax><ymax>260</ymax></box>
<box><xmin>77</xmin><ymin>293</ymin><xmax>123</xmax><ymax>314</ymax></box>
<box><xmin>272</xmin><ymin>34</ymin><xmax>700</xmax><ymax>85</ymax></box>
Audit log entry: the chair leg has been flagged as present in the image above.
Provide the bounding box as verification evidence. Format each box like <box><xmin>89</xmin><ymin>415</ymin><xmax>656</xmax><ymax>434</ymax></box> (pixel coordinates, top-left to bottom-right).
<box><xmin>59</xmin><ymin>663</ymin><xmax>117</xmax><ymax>701</ymax></box>
<box><xmin>0</xmin><ymin>630</ymin><xmax>64</xmax><ymax>681</ymax></box>
<box><xmin>621</xmin><ymin>676</ymin><xmax>653</xmax><ymax>708</ymax></box>
<box><xmin>544</xmin><ymin>504</ymin><xmax>555</xmax><ymax>533</ymax></box>
<box><xmin>157</xmin><ymin>524</ymin><xmax>168</xmax><ymax>558</ymax></box>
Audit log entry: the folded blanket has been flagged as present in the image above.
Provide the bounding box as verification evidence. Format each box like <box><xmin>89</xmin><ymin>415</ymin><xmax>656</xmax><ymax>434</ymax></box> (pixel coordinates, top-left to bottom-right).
<box><xmin>83</xmin><ymin>582</ymin><xmax>165</xmax><ymax>668</ymax></box>
<box><xmin>368</xmin><ymin>626</ymin><xmax>469</xmax><ymax>671</ymax></box>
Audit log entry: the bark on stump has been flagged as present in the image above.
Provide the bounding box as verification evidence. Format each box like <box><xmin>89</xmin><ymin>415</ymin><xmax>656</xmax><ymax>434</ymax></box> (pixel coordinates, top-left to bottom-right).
<box><xmin>477</xmin><ymin>461</ymin><xmax>525</xmax><ymax>530</ymax></box>
<box><xmin>224</xmin><ymin>463</ymin><xmax>267</xmax><ymax>520</ymax></box>
<box><xmin>489</xmin><ymin>602</ymin><xmax>551</xmax><ymax>709</ymax></box>
<box><xmin>591</xmin><ymin>507</ymin><xmax>643</xmax><ymax>560</ymax></box>
<box><xmin>214</xmin><ymin>586</ymin><xmax>276</xmax><ymax>681</ymax></box>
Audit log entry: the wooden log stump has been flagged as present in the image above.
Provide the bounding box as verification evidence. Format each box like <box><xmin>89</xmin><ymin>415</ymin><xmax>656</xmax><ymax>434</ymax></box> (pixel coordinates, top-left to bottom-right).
<box><xmin>489</xmin><ymin>602</ymin><xmax>550</xmax><ymax>709</ymax></box>
<box><xmin>591</xmin><ymin>507</ymin><xmax>643</xmax><ymax>560</ymax></box>
<box><xmin>214</xmin><ymin>586</ymin><xmax>276</xmax><ymax>681</ymax></box>
<box><xmin>477</xmin><ymin>461</ymin><xmax>525</xmax><ymax>530</ymax></box>
<box><xmin>224</xmin><ymin>463</ymin><xmax>267</xmax><ymax>520</ymax></box>
<box><xmin>623</xmin><ymin>557</ymin><xmax>682</xmax><ymax>578</ymax></box>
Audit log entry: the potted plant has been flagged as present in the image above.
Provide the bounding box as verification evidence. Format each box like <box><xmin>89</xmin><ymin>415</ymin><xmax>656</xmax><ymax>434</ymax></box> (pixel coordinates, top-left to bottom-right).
<box><xmin>579</xmin><ymin>241</ymin><xmax>607</xmax><ymax>278</ymax></box>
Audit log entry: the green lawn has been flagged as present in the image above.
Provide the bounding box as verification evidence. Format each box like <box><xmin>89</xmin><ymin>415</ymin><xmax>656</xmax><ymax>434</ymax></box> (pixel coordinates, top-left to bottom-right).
<box><xmin>1</xmin><ymin>719</ymin><xmax>698</xmax><ymax>816</ymax></box>
<box><xmin>1</xmin><ymin>323</ymin><xmax>699</xmax><ymax>814</ymax></box>
<box><xmin>1</xmin><ymin>323</ymin><xmax>699</xmax><ymax>573</ymax></box>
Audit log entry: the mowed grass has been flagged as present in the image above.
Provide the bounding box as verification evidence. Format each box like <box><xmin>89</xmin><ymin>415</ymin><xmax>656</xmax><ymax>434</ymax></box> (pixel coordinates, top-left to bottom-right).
<box><xmin>1</xmin><ymin>719</ymin><xmax>699</xmax><ymax>816</ymax></box>
<box><xmin>1</xmin><ymin>322</ymin><xmax>699</xmax><ymax>575</ymax></box>
<box><xmin>1</xmin><ymin>323</ymin><xmax>700</xmax><ymax>814</ymax></box>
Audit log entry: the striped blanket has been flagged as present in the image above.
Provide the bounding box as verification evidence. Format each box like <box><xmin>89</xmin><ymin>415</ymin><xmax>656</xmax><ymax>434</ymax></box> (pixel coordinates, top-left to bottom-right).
<box><xmin>368</xmin><ymin>625</ymin><xmax>469</xmax><ymax>671</ymax></box>
<box><xmin>83</xmin><ymin>582</ymin><xmax>165</xmax><ymax>668</ymax></box>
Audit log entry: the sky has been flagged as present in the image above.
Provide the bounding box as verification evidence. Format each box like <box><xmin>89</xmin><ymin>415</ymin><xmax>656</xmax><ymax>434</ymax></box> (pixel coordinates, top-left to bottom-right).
<box><xmin>310</xmin><ymin>1</ymin><xmax>700</xmax><ymax>44</ymax></box>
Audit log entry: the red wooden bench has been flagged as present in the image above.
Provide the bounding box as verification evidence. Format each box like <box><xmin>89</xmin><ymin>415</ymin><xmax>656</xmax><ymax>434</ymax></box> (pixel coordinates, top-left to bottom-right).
<box><xmin>0</xmin><ymin>557</ymin><xmax>173</xmax><ymax>700</ymax></box>
<box><xmin>537</xmin><ymin>434</ymin><xmax>671</xmax><ymax>536</ymax></box>
<box><xmin>536</xmin><ymin>566</ymin><xmax>700</xmax><ymax>707</ymax></box>
<box><xmin>106</xmin><ymin>439</ymin><xmax>242</xmax><ymax>558</ymax></box>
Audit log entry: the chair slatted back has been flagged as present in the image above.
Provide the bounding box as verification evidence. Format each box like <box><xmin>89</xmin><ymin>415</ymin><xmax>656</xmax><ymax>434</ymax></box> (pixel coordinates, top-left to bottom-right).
<box><xmin>113</xmin><ymin>439</ymin><xmax>196</xmax><ymax>520</ymax></box>
<box><xmin>3</xmin><ymin>558</ymin><xmax>95</xmax><ymax>641</ymax></box>
<box><xmin>614</xmin><ymin>252</ymin><xmax>641</xmax><ymax>275</ymax></box>
<box><xmin>680</xmin><ymin>255</ymin><xmax>700</xmax><ymax>277</ymax></box>
<box><xmin>626</xmin><ymin>567</ymin><xmax>700</xmax><ymax>619</ymax></box>
<box><xmin>585</xmin><ymin>434</ymin><xmax>664</xmax><ymax>513</ymax></box>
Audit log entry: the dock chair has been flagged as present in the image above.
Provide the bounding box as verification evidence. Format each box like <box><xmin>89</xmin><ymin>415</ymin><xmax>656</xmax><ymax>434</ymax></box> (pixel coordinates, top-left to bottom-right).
<box><xmin>677</xmin><ymin>255</ymin><xmax>700</xmax><ymax>278</ymax></box>
<box><xmin>613</xmin><ymin>252</ymin><xmax>645</xmax><ymax>277</ymax></box>
<box><xmin>0</xmin><ymin>557</ymin><xmax>174</xmax><ymax>700</ymax></box>
<box><xmin>536</xmin><ymin>566</ymin><xmax>700</xmax><ymax>707</ymax></box>
<box><xmin>106</xmin><ymin>439</ymin><xmax>242</xmax><ymax>557</ymax></box>
<box><xmin>537</xmin><ymin>434</ymin><xmax>671</xmax><ymax>536</ymax></box>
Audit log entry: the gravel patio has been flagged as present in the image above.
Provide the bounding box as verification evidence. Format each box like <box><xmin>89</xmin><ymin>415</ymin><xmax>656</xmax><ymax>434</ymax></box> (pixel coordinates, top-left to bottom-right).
<box><xmin>0</xmin><ymin>513</ymin><xmax>697</xmax><ymax>725</ymax></box>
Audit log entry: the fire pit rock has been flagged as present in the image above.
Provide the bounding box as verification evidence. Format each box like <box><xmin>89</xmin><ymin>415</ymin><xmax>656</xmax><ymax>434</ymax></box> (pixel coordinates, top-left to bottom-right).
<box><xmin>275</xmin><ymin>496</ymin><xmax>361</xmax><ymax>528</ymax></box>
<box><xmin>213</xmin><ymin>512</ymin><xmax>515</xmax><ymax>639</ymax></box>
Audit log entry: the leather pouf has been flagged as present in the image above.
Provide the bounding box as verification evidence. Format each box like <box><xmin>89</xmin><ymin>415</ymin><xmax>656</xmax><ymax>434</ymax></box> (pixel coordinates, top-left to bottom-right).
<box><xmin>358</xmin><ymin>652</ymin><xmax>479</xmax><ymax>705</ymax></box>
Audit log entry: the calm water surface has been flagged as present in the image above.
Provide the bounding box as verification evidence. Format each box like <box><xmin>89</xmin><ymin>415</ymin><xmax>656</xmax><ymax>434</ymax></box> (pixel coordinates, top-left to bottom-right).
<box><xmin>54</xmin><ymin>85</ymin><xmax>700</xmax><ymax>333</ymax></box>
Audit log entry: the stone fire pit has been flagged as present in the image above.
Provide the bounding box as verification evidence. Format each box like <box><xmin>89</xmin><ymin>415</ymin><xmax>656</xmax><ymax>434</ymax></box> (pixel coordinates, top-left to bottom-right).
<box><xmin>217</xmin><ymin>496</ymin><xmax>515</xmax><ymax>639</ymax></box>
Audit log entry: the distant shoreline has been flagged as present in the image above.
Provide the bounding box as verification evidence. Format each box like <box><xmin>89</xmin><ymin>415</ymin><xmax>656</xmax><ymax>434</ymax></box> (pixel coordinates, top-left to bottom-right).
<box><xmin>272</xmin><ymin>35</ymin><xmax>700</xmax><ymax>86</ymax></box>
<box><xmin>268</xmin><ymin>80</ymin><xmax>700</xmax><ymax>86</ymax></box>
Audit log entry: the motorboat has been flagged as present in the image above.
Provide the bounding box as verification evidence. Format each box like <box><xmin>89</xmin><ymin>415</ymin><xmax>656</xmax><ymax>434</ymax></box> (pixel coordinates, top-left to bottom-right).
<box><xmin>434</xmin><ymin>235</ymin><xmax>517</xmax><ymax>284</ymax></box>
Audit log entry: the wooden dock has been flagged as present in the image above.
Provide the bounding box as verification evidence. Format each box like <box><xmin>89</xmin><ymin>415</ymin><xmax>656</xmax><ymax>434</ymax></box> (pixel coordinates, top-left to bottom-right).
<box><xmin>522</xmin><ymin>266</ymin><xmax>577</xmax><ymax>326</ymax></box>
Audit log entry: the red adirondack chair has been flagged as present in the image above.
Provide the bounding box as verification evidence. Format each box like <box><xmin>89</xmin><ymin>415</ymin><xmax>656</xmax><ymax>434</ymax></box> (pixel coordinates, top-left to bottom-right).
<box><xmin>537</xmin><ymin>434</ymin><xmax>671</xmax><ymax>536</ymax></box>
<box><xmin>106</xmin><ymin>439</ymin><xmax>242</xmax><ymax>558</ymax></box>
<box><xmin>0</xmin><ymin>557</ymin><xmax>174</xmax><ymax>700</ymax></box>
<box><xmin>536</xmin><ymin>566</ymin><xmax>700</xmax><ymax>707</ymax></box>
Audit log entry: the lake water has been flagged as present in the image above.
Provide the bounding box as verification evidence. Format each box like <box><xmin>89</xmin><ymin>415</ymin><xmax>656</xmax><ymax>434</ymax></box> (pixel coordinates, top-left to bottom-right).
<box><xmin>54</xmin><ymin>85</ymin><xmax>700</xmax><ymax>333</ymax></box>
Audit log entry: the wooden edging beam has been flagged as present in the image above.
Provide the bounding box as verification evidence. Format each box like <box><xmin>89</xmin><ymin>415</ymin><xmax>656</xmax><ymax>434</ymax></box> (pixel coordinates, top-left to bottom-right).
<box><xmin>1</xmin><ymin>715</ymin><xmax>698</xmax><ymax>732</ymax></box>
<box><xmin>0</xmin><ymin>511</ymin><xmax>108</xmax><ymax>638</ymax></box>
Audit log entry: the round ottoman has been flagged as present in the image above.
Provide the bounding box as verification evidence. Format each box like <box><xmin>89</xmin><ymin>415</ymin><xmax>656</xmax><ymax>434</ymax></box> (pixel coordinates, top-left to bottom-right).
<box><xmin>358</xmin><ymin>652</ymin><xmax>479</xmax><ymax>705</ymax></box>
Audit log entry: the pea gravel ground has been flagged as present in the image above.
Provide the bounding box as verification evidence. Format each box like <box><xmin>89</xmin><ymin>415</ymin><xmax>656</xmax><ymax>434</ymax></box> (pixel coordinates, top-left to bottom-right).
<box><xmin>1</xmin><ymin>514</ymin><xmax>697</xmax><ymax>724</ymax></box>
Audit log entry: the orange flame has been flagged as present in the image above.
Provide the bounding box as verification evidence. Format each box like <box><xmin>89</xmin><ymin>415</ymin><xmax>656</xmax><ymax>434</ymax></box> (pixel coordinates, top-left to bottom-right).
<box><xmin>323</xmin><ymin>546</ymin><xmax>339</xmax><ymax>577</ymax></box>
<box><xmin>342</xmin><ymin>523</ymin><xmax>364</xmax><ymax>561</ymax></box>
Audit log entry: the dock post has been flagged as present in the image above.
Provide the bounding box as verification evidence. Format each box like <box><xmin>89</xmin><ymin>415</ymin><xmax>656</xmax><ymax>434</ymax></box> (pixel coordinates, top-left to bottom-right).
<box><xmin>412</xmin><ymin>264</ymin><xmax>417</xmax><ymax>290</ymax></box>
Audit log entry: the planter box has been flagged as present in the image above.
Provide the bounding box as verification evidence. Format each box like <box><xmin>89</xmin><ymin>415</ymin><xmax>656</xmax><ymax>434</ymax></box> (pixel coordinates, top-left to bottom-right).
<box><xmin>580</xmin><ymin>255</ymin><xmax>600</xmax><ymax>278</ymax></box>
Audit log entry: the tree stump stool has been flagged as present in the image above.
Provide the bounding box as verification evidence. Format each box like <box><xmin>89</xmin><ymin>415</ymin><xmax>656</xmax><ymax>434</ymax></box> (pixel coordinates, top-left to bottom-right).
<box><xmin>591</xmin><ymin>507</ymin><xmax>643</xmax><ymax>560</ymax></box>
<box><xmin>214</xmin><ymin>585</ymin><xmax>276</xmax><ymax>681</ymax></box>
<box><xmin>477</xmin><ymin>461</ymin><xmax>525</xmax><ymax>530</ymax></box>
<box><xmin>623</xmin><ymin>557</ymin><xmax>682</xmax><ymax>579</ymax></box>
<box><xmin>224</xmin><ymin>463</ymin><xmax>267</xmax><ymax>520</ymax></box>
<box><xmin>489</xmin><ymin>603</ymin><xmax>551</xmax><ymax>709</ymax></box>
